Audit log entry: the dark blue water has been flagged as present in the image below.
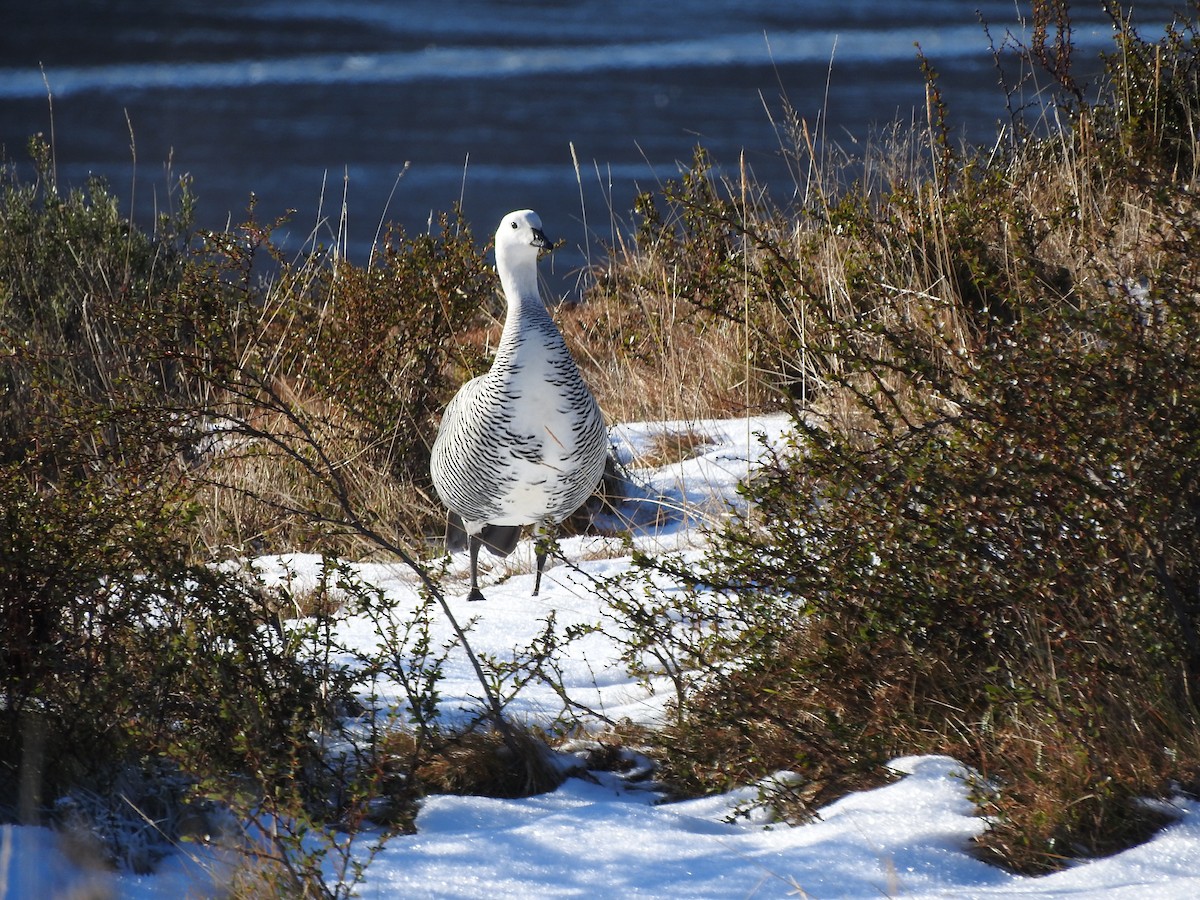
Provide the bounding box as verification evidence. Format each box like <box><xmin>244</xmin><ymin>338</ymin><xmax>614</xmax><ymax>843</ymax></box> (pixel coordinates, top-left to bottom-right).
<box><xmin>0</xmin><ymin>1</ymin><xmax>1180</xmax><ymax>289</ymax></box>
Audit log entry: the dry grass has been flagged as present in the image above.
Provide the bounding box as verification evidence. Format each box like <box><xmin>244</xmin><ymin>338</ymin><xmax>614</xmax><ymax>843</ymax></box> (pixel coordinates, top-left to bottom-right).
<box><xmin>634</xmin><ymin>428</ymin><xmax>715</xmax><ymax>468</ymax></box>
<box><xmin>371</xmin><ymin>723</ymin><xmax>565</xmax><ymax>827</ymax></box>
<box><xmin>558</xmin><ymin>289</ymin><xmax>764</xmax><ymax>425</ymax></box>
<box><xmin>190</xmin><ymin>398</ymin><xmax>440</xmax><ymax>561</ymax></box>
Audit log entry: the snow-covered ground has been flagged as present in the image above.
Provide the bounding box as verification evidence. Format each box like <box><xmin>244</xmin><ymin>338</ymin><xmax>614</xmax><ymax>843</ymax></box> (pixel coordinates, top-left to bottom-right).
<box><xmin>6</xmin><ymin>415</ymin><xmax>1200</xmax><ymax>899</ymax></box>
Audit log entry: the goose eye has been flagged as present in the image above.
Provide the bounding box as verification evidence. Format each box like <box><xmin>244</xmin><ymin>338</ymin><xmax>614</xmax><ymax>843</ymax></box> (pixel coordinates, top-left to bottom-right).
<box><xmin>510</xmin><ymin>221</ymin><xmax>519</xmax><ymax>229</ymax></box>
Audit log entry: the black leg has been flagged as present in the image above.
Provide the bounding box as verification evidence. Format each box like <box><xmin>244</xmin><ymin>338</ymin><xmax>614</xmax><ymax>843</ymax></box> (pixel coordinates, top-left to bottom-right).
<box><xmin>532</xmin><ymin>528</ymin><xmax>555</xmax><ymax>597</ymax></box>
<box><xmin>467</xmin><ymin>534</ymin><xmax>486</xmax><ymax>602</ymax></box>
<box><xmin>533</xmin><ymin>546</ymin><xmax>546</xmax><ymax>597</ymax></box>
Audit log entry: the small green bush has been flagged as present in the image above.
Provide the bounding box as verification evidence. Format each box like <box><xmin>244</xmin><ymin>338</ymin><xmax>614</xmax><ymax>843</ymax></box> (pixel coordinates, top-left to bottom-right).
<box><xmin>0</xmin><ymin>154</ymin><xmax>347</xmax><ymax>879</ymax></box>
<box><xmin>0</xmin><ymin>149</ymin><xmax>569</xmax><ymax>890</ymax></box>
<box><xmin>179</xmin><ymin>208</ymin><xmax>495</xmax><ymax>554</ymax></box>
<box><xmin>1099</xmin><ymin>3</ymin><xmax>1200</xmax><ymax>178</ymax></box>
<box><xmin>0</xmin><ymin>137</ymin><xmax>196</xmax><ymax>469</ymax></box>
<box><xmin>607</xmin><ymin>2</ymin><xmax>1200</xmax><ymax>874</ymax></box>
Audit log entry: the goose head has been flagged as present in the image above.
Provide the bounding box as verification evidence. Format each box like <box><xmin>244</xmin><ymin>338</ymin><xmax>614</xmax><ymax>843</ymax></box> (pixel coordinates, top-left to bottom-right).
<box><xmin>495</xmin><ymin>209</ymin><xmax>551</xmax><ymax>299</ymax></box>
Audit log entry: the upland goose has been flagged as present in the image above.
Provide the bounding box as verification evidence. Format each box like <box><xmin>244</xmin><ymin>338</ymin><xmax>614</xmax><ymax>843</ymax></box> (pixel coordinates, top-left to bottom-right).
<box><xmin>430</xmin><ymin>209</ymin><xmax>607</xmax><ymax>601</ymax></box>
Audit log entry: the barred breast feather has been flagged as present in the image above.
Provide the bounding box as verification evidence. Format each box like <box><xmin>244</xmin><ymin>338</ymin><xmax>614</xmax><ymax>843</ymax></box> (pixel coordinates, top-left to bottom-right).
<box><xmin>430</xmin><ymin>210</ymin><xmax>607</xmax><ymax>601</ymax></box>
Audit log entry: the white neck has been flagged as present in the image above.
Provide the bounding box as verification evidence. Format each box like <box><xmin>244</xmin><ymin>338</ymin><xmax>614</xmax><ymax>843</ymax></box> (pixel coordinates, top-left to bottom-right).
<box><xmin>496</xmin><ymin>241</ymin><xmax>540</xmax><ymax>301</ymax></box>
<box><xmin>493</xmin><ymin>246</ymin><xmax>566</xmax><ymax>371</ymax></box>
<box><xmin>497</xmin><ymin>247</ymin><xmax>546</xmax><ymax>318</ymax></box>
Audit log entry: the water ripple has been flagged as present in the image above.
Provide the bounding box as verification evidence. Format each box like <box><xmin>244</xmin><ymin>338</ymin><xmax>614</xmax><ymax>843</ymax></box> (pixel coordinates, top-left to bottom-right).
<box><xmin>0</xmin><ymin>24</ymin><xmax>1114</xmax><ymax>100</ymax></box>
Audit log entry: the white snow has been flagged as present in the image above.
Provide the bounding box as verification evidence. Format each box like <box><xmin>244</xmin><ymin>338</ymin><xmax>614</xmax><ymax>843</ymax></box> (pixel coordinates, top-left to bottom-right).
<box><xmin>6</xmin><ymin>414</ymin><xmax>1200</xmax><ymax>899</ymax></box>
<box><xmin>359</xmin><ymin>757</ymin><xmax>1200</xmax><ymax>899</ymax></box>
